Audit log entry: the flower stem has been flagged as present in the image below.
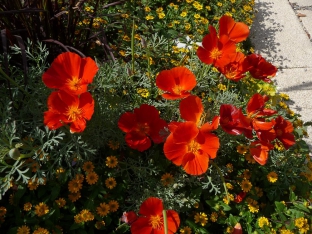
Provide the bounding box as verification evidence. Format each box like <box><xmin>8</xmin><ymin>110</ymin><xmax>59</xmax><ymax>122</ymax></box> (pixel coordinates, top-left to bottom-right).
<box><xmin>131</xmin><ymin>19</ymin><xmax>135</xmax><ymax>74</ymax></box>
<box><xmin>163</xmin><ymin>209</ymin><xmax>168</xmax><ymax>234</ymax></box>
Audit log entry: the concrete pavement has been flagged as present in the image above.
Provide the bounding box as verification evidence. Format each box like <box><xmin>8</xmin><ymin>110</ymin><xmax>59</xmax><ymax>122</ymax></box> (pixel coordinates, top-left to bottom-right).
<box><xmin>250</xmin><ymin>0</ymin><xmax>312</xmax><ymax>150</ymax></box>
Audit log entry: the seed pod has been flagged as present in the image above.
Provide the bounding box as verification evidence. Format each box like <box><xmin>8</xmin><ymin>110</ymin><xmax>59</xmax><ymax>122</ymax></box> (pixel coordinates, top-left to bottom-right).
<box><xmin>8</xmin><ymin>148</ymin><xmax>20</xmax><ymax>160</ymax></box>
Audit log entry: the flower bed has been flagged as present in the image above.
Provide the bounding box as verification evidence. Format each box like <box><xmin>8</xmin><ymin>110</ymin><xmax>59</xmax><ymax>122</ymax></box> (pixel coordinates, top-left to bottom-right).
<box><xmin>0</xmin><ymin>0</ymin><xmax>311</xmax><ymax>234</ymax></box>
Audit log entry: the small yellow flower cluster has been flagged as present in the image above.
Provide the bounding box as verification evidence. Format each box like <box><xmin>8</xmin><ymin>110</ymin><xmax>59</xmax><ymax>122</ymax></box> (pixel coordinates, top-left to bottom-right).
<box><xmin>137</xmin><ymin>88</ymin><xmax>150</xmax><ymax>98</ymax></box>
<box><xmin>33</xmin><ymin>227</ymin><xmax>49</xmax><ymax>234</ymax></box>
<box><xmin>193</xmin><ymin>1</ymin><xmax>203</xmax><ymax>10</ymax></box>
<box><xmin>194</xmin><ymin>212</ymin><xmax>208</xmax><ymax>226</ymax></box>
<box><xmin>96</xmin><ymin>200</ymin><xmax>119</xmax><ymax>217</ymax></box>
<box><xmin>258</xmin><ymin>216</ymin><xmax>270</xmax><ymax>228</ymax></box>
<box><xmin>246</xmin><ymin>198</ymin><xmax>259</xmax><ymax>213</ymax></box>
<box><xmin>241</xmin><ymin>179</ymin><xmax>252</xmax><ymax>192</ymax></box>
<box><xmin>106</xmin><ymin>156</ymin><xmax>118</xmax><ymax>168</ymax></box>
<box><xmin>74</xmin><ymin>209</ymin><xmax>94</xmax><ymax>223</ymax></box>
<box><xmin>267</xmin><ymin>171</ymin><xmax>278</xmax><ymax>183</ymax></box>
<box><xmin>34</xmin><ymin>202</ymin><xmax>49</xmax><ymax>217</ymax></box>
<box><xmin>161</xmin><ymin>173</ymin><xmax>174</xmax><ymax>186</ymax></box>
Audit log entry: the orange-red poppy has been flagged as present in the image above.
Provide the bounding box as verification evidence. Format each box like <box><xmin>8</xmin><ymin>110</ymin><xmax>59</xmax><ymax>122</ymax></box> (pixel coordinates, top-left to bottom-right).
<box><xmin>130</xmin><ymin>197</ymin><xmax>180</xmax><ymax>234</ymax></box>
<box><xmin>44</xmin><ymin>90</ymin><xmax>94</xmax><ymax>133</ymax></box>
<box><xmin>118</xmin><ymin>104</ymin><xmax>167</xmax><ymax>152</ymax></box>
<box><xmin>217</xmin><ymin>52</ymin><xmax>251</xmax><ymax>81</ymax></box>
<box><xmin>249</xmin><ymin>140</ymin><xmax>274</xmax><ymax>165</ymax></box>
<box><xmin>121</xmin><ymin>211</ymin><xmax>138</xmax><ymax>225</ymax></box>
<box><xmin>273</xmin><ymin>116</ymin><xmax>295</xmax><ymax>149</ymax></box>
<box><xmin>234</xmin><ymin>192</ymin><xmax>246</xmax><ymax>203</ymax></box>
<box><xmin>232</xmin><ymin>223</ymin><xmax>243</xmax><ymax>234</ymax></box>
<box><xmin>179</xmin><ymin>95</ymin><xmax>203</xmax><ymax>124</ymax></box>
<box><xmin>219</xmin><ymin>104</ymin><xmax>252</xmax><ymax>139</ymax></box>
<box><xmin>219</xmin><ymin>15</ymin><xmax>250</xmax><ymax>43</ymax></box>
<box><xmin>197</xmin><ymin>25</ymin><xmax>237</xmax><ymax>68</ymax></box>
<box><xmin>246</xmin><ymin>54</ymin><xmax>277</xmax><ymax>82</ymax></box>
<box><xmin>156</xmin><ymin>67</ymin><xmax>197</xmax><ymax>100</ymax></box>
<box><xmin>42</xmin><ymin>52</ymin><xmax>98</xmax><ymax>95</ymax></box>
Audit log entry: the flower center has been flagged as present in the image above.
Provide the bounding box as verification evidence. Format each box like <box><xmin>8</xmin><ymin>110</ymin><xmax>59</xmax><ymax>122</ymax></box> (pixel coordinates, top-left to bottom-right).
<box><xmin>149</xmin><ymin>215</ymin><xmax>163</xmax><ymax>229</ymax></box>
<box><xmin>66</xmin><ymin>106</ymin><xmax>83</xmax><ymax>121</ymax></box>
<box><xmin>172</xmin><ymin>85</ymin><xmax>183</xmax><ymax>95</ymax></box>
<box><xmin>188</xmin><ymin>140</ymin><xmax>200</xmax><ymax>153</ymax></box>
<box><xmin>210</xmin><ymin>47</ymin><xmax>222</xmax><ymax>60</ymax></box>
<box><xmin>137</xmin><ymin>123</ymin><xmax>150</xmax><ymax>134</ymax></box>
<box><xmin>225</xmin><ymin>67</ymin><xmax>237</xmax><ymax>79</ymax></box>
<box><xmin>67</xmin><ymin>76</ymin><xmax>82</xmax><ymax>91</ymax></box>
<box><xmin>276</xmin><ymin>129</ymin><xmax>283</xmax><ymax>136</ymax></box>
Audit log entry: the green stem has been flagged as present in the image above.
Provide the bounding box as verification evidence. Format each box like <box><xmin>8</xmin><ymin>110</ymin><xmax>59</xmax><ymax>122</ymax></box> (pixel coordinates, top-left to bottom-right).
<box><xmin>211</xmin><ymin>161</ymin><xmax>229</xmax><ymax>202</ymax></box>
<box><xmin>0</xmin><ymin>67</ymin><xmax>30</xmax><ymax>97</ymax></box>
<box><xmin>163</xmin><ymin>209</ymin><xmax>168</xmax><ymax>234</ymax></box>
<box><xmin>131</xmin><ymin>19</ymin><xmax>135</xmax><ymax>74</ymax></box>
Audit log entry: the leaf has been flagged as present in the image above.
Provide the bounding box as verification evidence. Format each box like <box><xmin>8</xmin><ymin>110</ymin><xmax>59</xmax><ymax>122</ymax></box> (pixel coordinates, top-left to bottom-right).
<box><xmin>275</xmin><ymin>201</ymin><xmax>286</xmax><ymax>212</ymax></box>
<box><xmin>293</xmin><ymin>203</ymin><xmax>310</xmax><ymax>213</ymax></box>
<box><xmin>289</xmin><ymin>189</ymin><xmax>297</xmax><ymax>202</ymax></box>
<box><xmin>70</xmin><ymin>223</ymin><xmax>83</xmax><ymax>230</ymax></box>
<box><xmin>50</xmin><ymin>184</ymin><xmax>61</xmax><ymax>201</ymax></box>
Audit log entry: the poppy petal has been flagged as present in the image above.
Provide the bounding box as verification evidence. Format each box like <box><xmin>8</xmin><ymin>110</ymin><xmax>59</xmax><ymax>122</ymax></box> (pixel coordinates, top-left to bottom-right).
<box><xmin>182</xmin><ymin>151</ymin><xmax>209</xmax><ymax>175</ymax></box>
<box><xmin>79</xmin><ymin>92</ymin><xmax>95</xmax><ymax>120</ymax></box>
<box><xmin>180</xmin><ymin>95</ymin><xmax>203</xmax><ymax>123</ymax></box>
<box><xmin>139</xmin><ymin>197</ymin><xmax>163</xmax><ymax>216</ymax></box>
<box><xmin>163</xmin><ymin>134</ymin><xmax>187</xmax><ymax>166</ymax></box>
<box><xmin>166</xmin><ymin>210</ymin><xmax>180</xmax><ymax>234</ymax></box>
<box><xmin>172</xmin><ymin>121</ymin><xmax>198</xmax><ymax>144</ymax></box>
<box><xmin>219</xmin><ymin>15</ymin><xmax>249</xmax><ymax>43</ymax></box>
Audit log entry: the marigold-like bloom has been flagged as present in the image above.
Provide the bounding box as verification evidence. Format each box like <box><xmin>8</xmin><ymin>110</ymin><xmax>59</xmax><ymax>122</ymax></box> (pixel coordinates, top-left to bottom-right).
<box><xmin>130</xmin><ymin>197</ymin><xmax>180</xmax><ymax>234</ymax></box>
<box><xmin>258</xmin><ymin>216</ymin><xmax>269</xmax><ymax>228</ymax></box>
<box><xmin>180</xmin><ymin>226</ymin><xmax>192</xmax><ymax>234</ymax></box>
<box><xmin>17</xmin><ymin>225</ymin><xmax>30</xmax><ymax>234</ymax></box>
<box><xmin>55</xmin><ymin>198</ymin><xmax>66</xmax><ymax>208</ymax></box>
<box><xmin>68</xmin><ymin>178</ymin><xmax>82</xmax><ymax>193</ymax></box>
<box><xmin>97</xmin><ymin>203</ymin><xmax>110</xmax><ymax>216</ymax></box>
<box><xmin>33</xmin><ymin>227</ymin><xmax>49</xmax><ymax>234</ymax></box>
<box><xmin>82</xmin><ymin>161</ymin><xmax>94</xmax><ymax>172</ymax></box>
<box><xmin>23</xmin><ymin>202</ymin><xmax>32</xmax><ymax>211</ymax></box>
<box><xmin>118</xmin><ymin>104</ymin><xmax>167</xmax><ymax>152</ymax></box>
<box><xmin>42</xmin><ymin>52</ymin><xmax>98</xmax><ymax>95</ymax></box>
<box><xmin>28</xmin><ymin>178</ymin><xmax>39</xmax><ymax>190</ymax></box>
<box><xmin>241</xmin><ymin>179</ymin><xmax>252</xmax><ymax>192</ymax></box>
<box><xmin>68</xmin><ymin>192</ymin><xmax>81</xmax><ymax>202</ymax></box>
<box><xmin>95</xmin><ymin>220</ymin><xmax>106</xmax><ymax>229</ymax></box>
<box><xmin>44</xmin><ymin>90</ymin><xmax>94</xmax><ymax>133</ymax></box>
<box><xmin>80</xmin><ymin>209</ymin><xmax>94</xmax><ymax>222</ymax></box>
<box><xmin>267</xmin><ymin>171</ymin><xmax>278</xmax><ymax>183</ymax></box>
<box><xmin>295</xmin><ymin>217</ymin><xmax>307</xmax><ymax>228</ymax></box>
<box><xmin>194</xmin><ymin>212</ymin><xmax>208</xmax><ymax>226</ymax></box>
<box><xmin>161</xmin><ymin>173</ymin><xmax>174</xmax><ymax>186</ymax></box>
<box><xmin>34</xmin><ymin>202</ymin><xmax>49</xmax><ymax>217</ymax></box>
<box><xmin>106</xmin><ymin>156</ymin><xmax>118</xmax><ymax>168</ymax></box>
<box><xmin>86</xmin><ymin>171</ymin><xmax>99</xmax><ymax>185</ymax></box>
<box><xmin>105</xmin><ymin>177</ymin><xmax>117</xmax><ymax>189</ymax></box>
<box><xmin>210</xmin><ymin>212</ymin><xmax>218</xmax><ymax>222</ymax></box>
<box><xmin>75</xmin><ymin>174</ymin><xmax>84</xmax><ymax>183</ymax></box>
<box><xmin>108</xmin><ymin>200</ymin><xmax>119</xmax><ymax>212</ymax></box>
<box><xmin>246</xmin><ymin>53</ymin><xmax>277</xmax><ymax>82</ymax></box>
<box><xmin>237</xmin><ymin>144</ymin><xmax>248</xmax><ymax>155</ymax></box>
<box><xmin>156</xmin><ymin>67</ymin><xmax>197</xmax><ymax>100</ymax></box>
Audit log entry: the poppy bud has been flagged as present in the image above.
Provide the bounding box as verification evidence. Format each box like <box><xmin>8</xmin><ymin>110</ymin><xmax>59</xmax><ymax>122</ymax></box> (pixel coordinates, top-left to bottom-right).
<box><xmin>232</xmin><ymin>223</ymin><xmax>243</xmax><ymax>234</ymax></box>
<box><xmin>9</xmin><ymin>148</ymin><xmax>20</xmax><ymax>160</ymax></box>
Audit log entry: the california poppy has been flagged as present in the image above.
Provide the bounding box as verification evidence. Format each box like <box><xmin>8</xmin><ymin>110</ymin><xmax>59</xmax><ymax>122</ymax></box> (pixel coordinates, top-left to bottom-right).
<box><xmin>118</xmin><ymin>104</ymin><xmax>167</xmax><ymax>152</ymax></box>
<box><xmin>197</xmin><ymin>25</ymin><xmax>237</xmax><ymax>68</ymax></box>
<box><xmin>44</xmin><ymin>90</ymin><xmax>94</xmax><ymax>133</ymax></box>
<box><xmin>42</xmin><ymin>52</ymin><xmax>98</xmax><ymax>95</ymax></box>
<box><xmin>130</xmin><ymin>197</ymin><xmax>180</xmax><ymax>234</ymax></box>
<box><xmin>156</xmin><ymin>67</ymin><xmax>197</xmax><ymax>100</ymax></box>
<box><xmin>234</xmin><ymin>192</ymin><xmax>246</xmax><ymax>203</ymax></box>
<box><xmin>219</xmin><ymin>15</ymin><xmax>250</xmax><ymax>43</ymax></box>
<box><xmin>232</xmin><ymin>223</ymin><xmax>243</xmax><ymax>234</ymax></box>
<box><xmin>217</xmin><ymin>52</ymin><xmax>251</xmax><ymax>81</ymax></box>
<box><xmin>273</xmin><ymin>116</ymin><xmax>295</xmax><ymax>149</ymax></box>
<box><xmin>164</xmin><ymin>96</ymin><xmax>219</xmax><ymax>175</ymax></box>
<box><xmin>246</xmin><ymin>54</ymin><xmax>277</xmax><ymax>82</ymax></box>
<box><xmin>249</xmin><ymin>140</ymin><xmax>274</xmax><ymax>165</ymax></box>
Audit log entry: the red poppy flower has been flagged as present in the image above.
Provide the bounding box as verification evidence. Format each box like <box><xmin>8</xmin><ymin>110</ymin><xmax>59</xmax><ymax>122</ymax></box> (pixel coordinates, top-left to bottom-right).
<box><xmin>219</xmin><ymin>104</ymin><xmax>252</xmax><ymax>138</ymax></box>
<box><xmin>156</xmin><ymin>67</ymin><xmax>197</xmax><ymax>100</ymax></box>
<box><xmin>273</xmin><ymin>116</ymin><xmax>295</xmax><ymax>149</ymax></box>
<box><xmin>42</xmin><ymin>52</ymin><xmax>98</xmax><ymax>95</ymax></box>
<box><xmin>130</xmin><ymin>197</ymin><xmax>180</xmax><ymax>234</ymax></box>
<box><xmin>179</xmin><ymin>95</ymin><xmax>203</xmax><ymax>124</ymax></box>
<box><xmin>234</xmin><ymin>192</ymin><xmax>246</xmax><ymax>203</ymax></box>
<box><xmin>232</xmin><ymin>223</ymin><xmax>243</xmax><ymax>234</ymax></box>
<box><xmin>118</xmin><ymin>104</ymin><xmax>167</xmax><ymax>152</ymax></box>
<box><xmin>217</xmin><ymin>52</ymin><xmax>251</xmax><ymax>81</ymax></box>
<box><xmin>121</xmin><ymin>211</ymin><xmax>138</xmax><ymax>225</ymax></box>
<box><xmin>249</xmin><ymin>140</ymin><xmax>274</xmax><ymax>165</ymax></box>
<box><xmin>246</xmin><ymin>54</ymin><xmax>277</xmax><ymax>82</ymax></box>
<box><xmin>44</xmin><ymin>90</ymin><xmax>94</xmax><ymax>133</ymax></box>
<box><xmin>197</xmin><ymin>25</ymin><xmax>237</xmax><ymax>68</ymax></box>
<box><xmin>219</xmin><ymin>15</ymin><xmax>250</xmax><ymax>43</ymax></box>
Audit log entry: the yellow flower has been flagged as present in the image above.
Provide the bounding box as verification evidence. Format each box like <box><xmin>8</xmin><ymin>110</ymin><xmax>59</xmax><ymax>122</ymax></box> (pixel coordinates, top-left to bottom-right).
<box><xmin>146</xmin><ymin>15</ymin><xmax>154</xmax><ymax>20</ymax></box>
<box><xmin>158</xmin><ymin>12</ymin><xmax>165</xmax><ymax>19</ymax></box>
<box><xmin>217</xmin><ymin>84</ymin><xmax>226</xmax><ymax>91</ymax></box>
<box><xmin>123</xmin><ymin>35</ymin><xmax>131</xmax><ymax>41</ymax></box>
<box><xmin>210</xmin><ymin>212</ymin><xmax>218</xmax><ymax>222</ymax></box>
<box><xmin>86</xmin><ymin>171</ymin><xmax>99</xmax><ymax>185</ymax></box>
<box><xmin>280</xmin><ymin>93</ymin><xmax>289</xmax><ymax>100</ymax></box>
<box><xmin>205</xmin><ymin>6</ymin><xmax>211</xmax><ymax>11</ymax></box>
<box><xmin>17</xmin><ymin>225</ymin><xmax>30</xmax><ymax>234</ymax></box>
<box><xmin>106</xmin><ymin>156</ymin><xmax>118</xmax><ymax>168</ymax></box>
<box><xmin>97</xmin><ymin>203</ymin><xmax>110</xmax><ymax>217</ymax></box>
<box><xmin>0</xmin><ymin>206</ymin><xmax>7</xmax><ymax>217</ymax></box>
<box><xmin>134</xmin><ymin>34</ymin><xmax>141</xmax><ymax>40</ymax></box>
<box><xmin>217</xmin><ymin>2</ymin><xmax>222</xmax><ymax>7</ymax></box>
<box><xmin>80</xmin><ymin>209</ymin><xmax>94</xmax><ymax>222</ymax></box>
<box><xmin>82</xmin><ymin>161</ymin><xmax>94</xmax><ymax>173</ymax></box>
<box><xmin>193</xmin><ymin>2</ymin><xmax>203</xmax><ymax>10</ymax></box>
<box><xmin>226</xmin><ymin>183</ymin><xmax>233</xmax><ymax>190</ymax></box>
<box><xmin>267</xmin><ymin>171</ymin><xmax>278</xmax><ymax>183</ymax></box>
<box><xmin>144</xmin><ymin>6</ymin><xmax>151</xmax><ymax>12</ymax></box>
<box><xmin>194</xmin><ymin>13</ymin><xmax>200</xmax><ymax>19</ymax></box>
<box><xmin>74</xmin><ymin>214</ymin><xmax>84</xmax><ymax>223</ymax></box>
<box><xmin>226</xmin><ymin>163</ymin><xmax>233</xmax><ymax>173</ymax></box>
<box><xmin>248</xmin><ymin>200</ymin><xmax>259</xmax><ymax>213</ymax></box>
<box><xmin>180</xmin><ymin>226</ymin><xmax>192</xmax><ymax>234</ymax></box>
<box><xmin>119</xmin><ymin>50</ymin><xmax>126</xmax><ymax>56</ymax></box>
<box><xmin>137</xmin><ymin>88</ymin><xmax>150</xmax><ymax>98</ymax></box>
<box><xmin>55</xmin><ymin>198</ymin><xmax>66</xmax><ymax>208</ymax></box>
<box><xmin>237</xmin><ymin>145</ymin><xmax>248</xmax><ymax>155</ymax></box>
<box><xmin>245</xmin><ymin>153</ymin><xmax>256</xmax><ymax>164</ymax></box>
<box><xmin>295</xmin><ymin>217</ymin><xmax>307</xmax><ymax>228</ymax></box>
<box><xmin>34</xmin><ymin>202</ymin><xmax>49</xmax><ymax>217</ymax></box>
<box><xmin>230</xmin><ymin>0</ymin><xmax>235</xmax><ymax>3</ymax></box>
<box><xmin>68</xmin><ymin>192</ymin><xmax>81</xmax><ymax>202</ymax></box>
<box><xmin>180</xmin><ymin>11</ymin><xmax>187</xmax><ymax>17</ymax></box>
<box><xmin>68</xmin><ymin>179</ymin><xmax>82</xmax><ymax>193</ymax></box>
<box><xmin>255</xmin><ymin>187</ymin><xmax>263</xmax><ymax>197</ymax></box>
<box><xmin>226</xmin><ymin>227</ymin><xmax>234</xmax><ymax>233</ymax></box>
<box><xmin>121</xmin><ymin>13</ymin><xmax>129</xmax><ymax>18</ymax></box>
<box><xmin>241</xmin><ymin>179</ymin><xmax>252</xmax><ymax>192</ymax></box>
<box><xmin>105</xmin><ymin>177</ymin><xmax>117</xmax><ymax>189</ymax></box>
<box><xmin>243</xmin><ymin>169</ymin><xmax>251</xmax><ymax>179</ymax></box>
<box><xmin>23</xmin><ymin>202</ymin><xmax>32</xmax><ymax>211</ymax></box>
<box><xmin>194</xmin><ymin>212</ymin><xmax>208</xmax><ymax>226</ymax></box>
<box><xmin>186</xmin><ymin>0</ymin><xmax>193</xmax><ymax>3</ymax></box>
<box><xmin>108</xmin><ymin>140</ymin><xmax>119</xmax><ymax>150</ymax></box>
<box><xmin>108</xmin><ymin>200</ymin><xmax>119</xmax><ymax>212</ymax></box>
<box><xmin>223</xmin><ymin>194</ymin><xmax>234</xmax><ymax>204</ymax></box>
<box><xmin>185</xmin><ymin>23</ymin><xmax>191</xmax><ymax>31</ymax></box>
<box><xmin>161</xmin><ymin>173</ymin><xmax>174</xmax><ymax>186</ymax></box>
<box><xmin>33</xmin><ymin>227</ymin><xmax>49</xmax><ymax>234</ymax></box>
<box><xmin>258</xmin><ymin>216</ymin><xmax>269</xmax><ymax>228</ymax></box>
<box><xmin>28</xmin><ymin>178</ymin><xmax>39</xmax><ymax>190</ymax></box>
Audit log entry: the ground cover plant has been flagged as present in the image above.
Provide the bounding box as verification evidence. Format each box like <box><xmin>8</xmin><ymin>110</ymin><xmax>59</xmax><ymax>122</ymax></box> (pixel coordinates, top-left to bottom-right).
<box><xmin>0</xmin><ymin>0</ymin><xmax>312</xmax><ymax>234</ymax></box>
